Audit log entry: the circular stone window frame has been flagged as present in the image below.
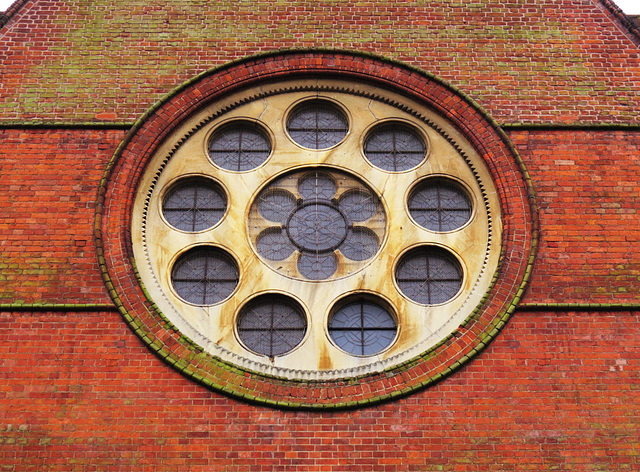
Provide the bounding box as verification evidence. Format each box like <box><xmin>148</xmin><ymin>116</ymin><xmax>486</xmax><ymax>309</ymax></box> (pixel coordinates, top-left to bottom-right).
<box><xmin>405</xmin><ymin>174</ymin><xmax>476</xmax><ymax>234</ymax></box>
<box><xmin>284</xmin><ymin>97</ymin><xmax>352</xmax><ymax>151</ymax></box>
<box><xmin>159</xmin><ymin>173</ymin><xmax>230</xmax><ymax>234</ymax></box>
<box><xmin>362</xmin><ymin>118</ymin><xmax>431</xmax><ymax>173</ymax></box>
<box><xmin>326</xmin><ymin>291</ymin><xmax>400</xmax><ymax>358</ymax></box>
<box><xmin>205</xmin><ymin>117</ymin><xmax>275</xmax><ymax>173</ymax></box>
<box><xmin>96</xmin><ymin>51</ymin><xmax>537</xmax><ymax>409</ymax></box>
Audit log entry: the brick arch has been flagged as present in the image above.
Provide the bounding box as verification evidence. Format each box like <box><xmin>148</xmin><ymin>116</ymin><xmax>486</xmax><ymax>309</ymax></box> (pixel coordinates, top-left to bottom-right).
<box><xmin>96</xmin><ymin>50</ymin><xmax>537</xmax><ymax>408</ymax></box>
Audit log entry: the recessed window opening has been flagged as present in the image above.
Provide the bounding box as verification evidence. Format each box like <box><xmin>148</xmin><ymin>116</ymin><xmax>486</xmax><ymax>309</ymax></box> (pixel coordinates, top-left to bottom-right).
<box><xmin>208</xmin><ymin>122</ymin><xmax>271</xmax><ymax>171</ymax></box>
<box><xmin>171</xmin><ymin>246</ymin><xmax>239</xmax><ymax>305</ymax></box>
<box><xmin>329</xmin><ymin>298</ymin><xmax>397</xmax><ymax>356</ymax></box>
<box><xmin>364</xmin><ymin>122</ymin><xmax>426</xmax><ymax>171</ymax></box>
<box><xmin>287</xmin><ymin>100</ymin><xmax>349</xmax><ymax>149</ymax></box>
<box><xmin>237</xmin><ymin>295</ymin><xmax>307</xmax><ymax>357</ymax></box>
<box><xmin>162</xmin><ymin>177</ymin><xmax>227</xmax><ymax>232</ymax></box>
<box><xmin>408</xmin><ymin>178</ymin><xmax>472</xmax><ymax>232</ymax></box>
<box><xmin>396</xmin><ymin>246</ymin><xmax>463</xmax><ymax>305</ymax></box>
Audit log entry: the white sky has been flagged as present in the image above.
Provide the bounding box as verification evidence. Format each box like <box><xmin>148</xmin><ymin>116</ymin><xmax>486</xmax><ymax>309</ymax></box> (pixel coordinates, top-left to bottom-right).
<box><xmin>0</xmin><ymin>0</ymin><xmax>639</xmax><ymax>15</ymax></box>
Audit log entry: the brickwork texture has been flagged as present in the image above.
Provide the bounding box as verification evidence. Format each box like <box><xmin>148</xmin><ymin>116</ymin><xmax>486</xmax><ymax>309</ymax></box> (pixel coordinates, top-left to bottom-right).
<box><xmin>1</xmin><ymin>0</ymin><xmax>639</xmax><ymax>469</ymax></box>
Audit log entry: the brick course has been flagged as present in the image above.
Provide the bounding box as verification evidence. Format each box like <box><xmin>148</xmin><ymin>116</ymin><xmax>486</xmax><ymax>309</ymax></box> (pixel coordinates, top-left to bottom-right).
<box><xmin>510</xmin><ymin>129</ymin><xmax>640</xmax><ymax>304</ymax></box>
<box><xmin>3</xmin><ymin>129</ymin><xmax>639</xmax><ymax>306</ymax></box>
<box><xmin>0</xmin><ymin>0</ymin><xmax>639</xmax><ymax>124</ymax></box>
<box><xmin>0</xmin><ymin>128</ymin><xmax>123</xmax><ymax>305</ymax></box>
<box><xmin>1</xmin><ymin>309</ymin><xmax>638</xmax><ymax>471</ymax></box>
<box><xmin>1</xmin><ymin>0</ymin><xmax>639</xmax><ymax>468</ymax></box>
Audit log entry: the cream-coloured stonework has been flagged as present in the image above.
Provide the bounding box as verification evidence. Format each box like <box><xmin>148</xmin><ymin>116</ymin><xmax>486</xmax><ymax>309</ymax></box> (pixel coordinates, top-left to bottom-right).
<box><xmin>132</xmin><ymin>79</ymin><xmax>502</xmax><ymax>380</ymax></box>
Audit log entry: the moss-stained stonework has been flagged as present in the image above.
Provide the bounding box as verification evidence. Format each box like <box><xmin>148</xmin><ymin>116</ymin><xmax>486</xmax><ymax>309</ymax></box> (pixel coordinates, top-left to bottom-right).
<box><xmin>1</xmin><ymin>0</ymin><xmax>639</xmax><ymax>124</ymax></box>
<box><xmin>96</xmin><ymin>51</ymin><xmax>537</xmax><ymax>407</ymax></box>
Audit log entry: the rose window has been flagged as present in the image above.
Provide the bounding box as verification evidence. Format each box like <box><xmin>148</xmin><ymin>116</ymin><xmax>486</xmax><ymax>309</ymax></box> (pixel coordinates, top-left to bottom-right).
<box><xmin>249</xmin><ymin>169</ymin><xmax>385</xmax><ymax>281</ymax></box>
<box><xmin>132</xmin><ymin>79</ymin><xmax>502</xmax><ymax>380</ymax></box>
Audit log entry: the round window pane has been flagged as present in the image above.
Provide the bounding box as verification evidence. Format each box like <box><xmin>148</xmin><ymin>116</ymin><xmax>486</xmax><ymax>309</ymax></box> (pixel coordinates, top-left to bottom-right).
<box><xmin>409</xmin><ymin>179</ymin><xmax>472</xmax><ymax>231</ymax></box>
<box><xmin>396</xmin><ymin>246</ymin><xmax>463</xmax><ymax>305</ymax></box>
<box><xmin>162</xmin><ymin>178</ymin><xmax>226</xmax><ymax>232</ymax></box>
<box><xmin>171</xmin><ymin>247</ymin><xmax>239</xmax><ymax>305</ymax></box>
<box><xmin>287</xmin><ymin>202</ymin><xmax>348</xmax><ymax>253</ymax></box>
<box><xmin>329</xmin><ymin>299</ymin><xmax>397</xmax><ymax>356</ymax></box>
<box><xmin>237</xmin><ymin>295</ymin><xmax>307</xmax><ymax>357</ymax></box>
<box><xmin>287</xmin><ymin>100</ymin><xmax>348</xmax><ymax>149</ymax></box>
<box><xmin>364</xmin><ymin>123</ymin><xmax>426</xmax><ymax>171</ymax></box>
<box><xmin>208</xmin><ymin>122</ymin><xmax>271</xmax><ymax>171</ymax></box>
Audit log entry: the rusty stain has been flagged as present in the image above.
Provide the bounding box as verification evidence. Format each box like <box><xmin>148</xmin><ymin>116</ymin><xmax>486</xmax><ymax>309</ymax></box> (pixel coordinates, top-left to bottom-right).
<box><xmin>131</xmin><ymin>79</ymin><xmax>502</xmax><ymax>379</ymax></box>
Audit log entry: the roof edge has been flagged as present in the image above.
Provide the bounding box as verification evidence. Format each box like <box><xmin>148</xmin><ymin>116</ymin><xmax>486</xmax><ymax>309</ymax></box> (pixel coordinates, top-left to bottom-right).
<box><xmin>598</xmin><ymin>0</ymin><xmax>640</xmax><ymax>46</ymax></box>
<box><xmin>0</xmin><ymin>0</ymin><xmax>29</xmax><ymax>30</ymax></box>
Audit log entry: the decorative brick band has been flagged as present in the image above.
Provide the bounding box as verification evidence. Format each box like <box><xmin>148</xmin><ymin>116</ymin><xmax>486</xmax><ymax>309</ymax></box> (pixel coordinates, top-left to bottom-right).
<box><xmin>96</xmin><ymin>50</ymin><xmax>537</xmax><ymax>408</ymax></box>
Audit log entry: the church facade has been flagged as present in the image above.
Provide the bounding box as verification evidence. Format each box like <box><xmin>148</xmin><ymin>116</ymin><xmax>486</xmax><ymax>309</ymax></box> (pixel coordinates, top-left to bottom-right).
<box><xmin>1</xmin><ymin>0</ymin><xmax>639</xmax><ymax>470</ymax></box>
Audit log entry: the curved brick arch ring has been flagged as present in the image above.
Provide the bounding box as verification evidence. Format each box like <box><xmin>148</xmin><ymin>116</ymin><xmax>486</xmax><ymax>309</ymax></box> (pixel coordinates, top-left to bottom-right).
<box><xmin>96</xmin><ymin>50</ymin><xmax>537</xmax><ymax>409</ymax></box>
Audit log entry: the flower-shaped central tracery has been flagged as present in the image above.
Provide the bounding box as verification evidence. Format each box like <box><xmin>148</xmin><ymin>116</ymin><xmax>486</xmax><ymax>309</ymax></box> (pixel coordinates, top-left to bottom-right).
<box><xmin>249</xmin><ymin>170</ymin><xmax>386</xmax><ymax>281</ymax></box>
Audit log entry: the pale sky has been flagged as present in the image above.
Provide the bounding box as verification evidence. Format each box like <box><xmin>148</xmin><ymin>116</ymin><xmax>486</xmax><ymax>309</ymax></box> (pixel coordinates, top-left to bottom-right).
<box><xmin>0</xmin><ymin>0</ymin><xmax>639</xmax><ymax>15</ymax></box>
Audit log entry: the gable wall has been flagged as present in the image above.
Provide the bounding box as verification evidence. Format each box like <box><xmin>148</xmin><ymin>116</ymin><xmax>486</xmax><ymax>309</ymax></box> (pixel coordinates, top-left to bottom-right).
<box><xmin>1</xmin><ymin>0</ymin><xmax>639</xmax><ymax>469</ymax></box>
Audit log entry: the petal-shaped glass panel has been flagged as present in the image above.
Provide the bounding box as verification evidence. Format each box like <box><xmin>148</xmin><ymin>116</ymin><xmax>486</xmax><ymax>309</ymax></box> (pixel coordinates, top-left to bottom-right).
<box><xmin>297</xmin><ymin>252</ymin><xmax>338</xmax><ymax>280</ymax></box>
<box><xmin>340</xmin><ymin>228</ymin><xmax>379</xmax><ymax>261</ymax></box>
<box><xmin>257</xmin><ymin>189</ymin><xmax>297</xmax><ymax>224</ymax></box>
<box><xmin>338</xmin><ymin>189</ymin><xmax>377</xmax><ymax>223</ymax></box>
<box><xmin>298</xmin><ymin>171</ymin><xmax>337</xmax><ymax>200</ymax></box>
<box><xmin>256</xmin><ymin>228</ymin><xmax>296</xmax><ymax>261</ymax></box>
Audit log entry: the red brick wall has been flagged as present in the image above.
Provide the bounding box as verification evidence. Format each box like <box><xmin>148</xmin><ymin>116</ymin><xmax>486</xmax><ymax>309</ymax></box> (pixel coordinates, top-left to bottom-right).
<box><xmin>3</xmin><ymin>128</ymin><xmax>639</xmax><ymax>306</ymax></box>
<box><xmin>1</xmin><ymin>308</ymin><xmax>638</xmax><ymax>471</ymax></box>
<box><xmin>0</xmin><ymin>128</ymin><xmax>123</xmax><ymax>304</ymax></box>
<box><xmin>1</xmin><ymin>126</ymin><xmax>638</xmax><ymax>468</ymax></box>
<box><xmin>510</xmin><ymin>129</ymin><xmax>640</xmax><ymax>304</ymax></box>
<box><xmin>1</xmin><ymin>0</ymin><xmax>639</xmax><ymax>124</ymax></box>
<box><xmin>1</xmin><ymin>0</ymin><xmax>639</xmax><ymax>468</ymax></box>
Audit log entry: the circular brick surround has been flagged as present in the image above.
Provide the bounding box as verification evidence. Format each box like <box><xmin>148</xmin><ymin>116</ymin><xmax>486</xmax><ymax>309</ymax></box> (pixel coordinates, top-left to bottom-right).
<box><xmin>96</xmin><ymin>50</ymin><xmax>536</xmax><ymax>408</ymax></box>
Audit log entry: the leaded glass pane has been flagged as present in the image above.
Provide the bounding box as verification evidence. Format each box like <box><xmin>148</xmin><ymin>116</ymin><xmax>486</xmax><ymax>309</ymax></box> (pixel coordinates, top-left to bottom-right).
<box><xmin>287</xmin><ymin>203</ymin><xmax>348</xmax><ymax>252</ymax></box>
<box><xmin>339</xmin><ymin>228</ymin><xmax>378</xmax><ymax>261</ymax></box>
<box><xmin>256</xmin><ymin>228</ymin><xmax>296</xmax><ymax>261</ymax></box>
<box><xmin>237</xmin><ymin>296</ymin><xmax>307</xmax><ymax>357</ymax></box>
<box><xmin>208</xmin><ymin>122</ymin><xmax>271</xmax><ymax>171</ymax></box>
<box><xmin>364</xmin><ymin>123</ymin><xmax>426</xmax><ymax>171</ymax></box>
<box><xmin>257</xmin><ymin>189</ymin><xmax>297</xmax><ymax>224</ymax></box>
<box><xmin>396</xmin><ymin>247</ymin><xmax>462</xmax><ymax>304</ymax></box>
<box><xmin>162</xmin><ymin>178</ymin><xmax>226</xmax><ymax>232</ymax></box>
<box><xmin>329</xmin><ymin>300</ymin><xmax>397</xmax><ymax>356</ymax></box>
<box><xmin>287</xmin><ymin>101</ymin><xmax>348</xmax><ymax>149</ymax></box>
<box><xmin>298</xmin><ymin>172</ymin><xmax>336</xmax><ymax>200</ymax></box>
<box><xmin>409</xmin><ymin>179</ymin><xmax>472</xmax><ymax>231</ymax></box>
<box><xmin>338</xmin><ymin>189</ymin><xmax>377</xmax><ymax>222</ymax></box>
<box><xmin>249</xmin><ymin>168</ymin><xmax>386</xmax><ymax>281</ymax></box>
<box><xmin>171</xmin><ymin>247</ymin><xmax>239</xmax><ymax>305</ymax></box>
<box><xmin>297</xmin><ymin>252</ymin><xmax>338</xmax><ymax>280</ymax></box>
